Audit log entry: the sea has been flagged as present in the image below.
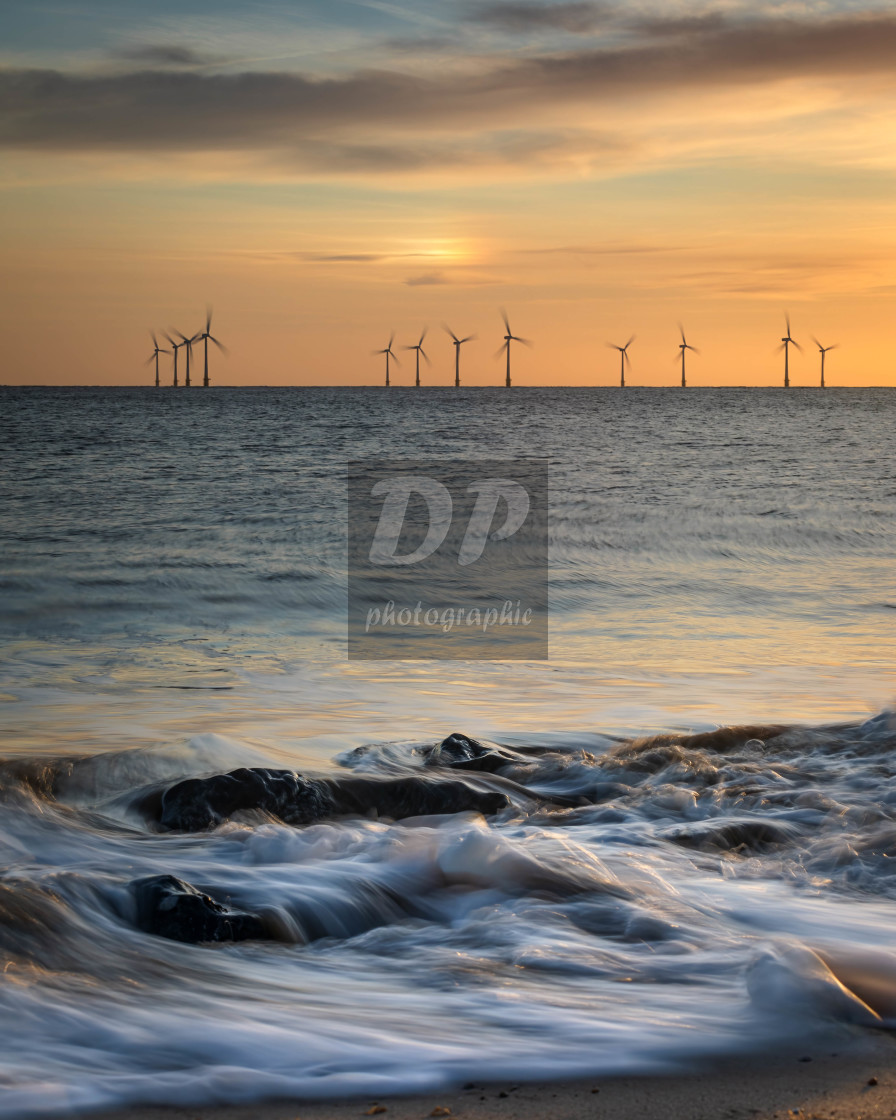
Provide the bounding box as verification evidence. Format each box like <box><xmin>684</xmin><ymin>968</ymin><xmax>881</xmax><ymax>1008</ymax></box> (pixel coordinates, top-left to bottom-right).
<box><xmin>2</xmin><ymin>385</ymin><xmax>896</xmax><ymax>1117</ymax></box>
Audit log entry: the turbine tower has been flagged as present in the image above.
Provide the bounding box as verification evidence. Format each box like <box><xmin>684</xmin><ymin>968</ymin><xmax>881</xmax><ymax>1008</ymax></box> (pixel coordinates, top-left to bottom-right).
<box><xmin>497</xmin><ymin>309</ymin><xmax>530</xmax><ymax>387</ymax></box>
<box><xmin>164</xmin><ymin>333</ymin><xmax>182</xmax><ymax>387</ymax></box>
<box><xmin>677</xmin><ymin>324</ymin><xmax>699</xmax><ymax>387</ymax></box>
<box><xmin>374</xmin><ymin>333</ymin><xmax>400</xmax><ymax>386</ymax></box>
<box><xmin>196</xmin><ymin>307</ymin><xmax>227</xmax><ymax>387</ymax></box>
<box><xmin>812</xmin><ymin>337</ymin><xmax>838</xmax><ymax>389</ymax></box>
<box><xmin>176</xmin><ymin>329</ymin><xmax>200</xmax><ymax>387</ymax></box>
<box><xmin>146</xmin><ymin>332</ymin><xmax>169</xmax><ymax>387</ymax></box>
<box><xmin>607</xmin><ymin>336</ymin><xmax>634</xmax><ymax>387</ymax></box>
<box><xmin>404</xmin><ymin>328</ymin><xmax>430</xmax><ymax>387</ymax></box>
<box><xmin>778</xmin><ymin>313</ymin><xmax>801</xmax><ymax>387</ymax></box>
<box><xmin>443</xmin><ymin>324</ymin><xmax>476</xmax><ymax>387</ymax></box>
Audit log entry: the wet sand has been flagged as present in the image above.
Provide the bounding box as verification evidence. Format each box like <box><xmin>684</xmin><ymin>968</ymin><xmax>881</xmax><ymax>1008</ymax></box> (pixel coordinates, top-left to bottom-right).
<box><xmin>91</xmin><ymin>1031</ymin><xmax>896</xmax><ymax>1120</ymax></box>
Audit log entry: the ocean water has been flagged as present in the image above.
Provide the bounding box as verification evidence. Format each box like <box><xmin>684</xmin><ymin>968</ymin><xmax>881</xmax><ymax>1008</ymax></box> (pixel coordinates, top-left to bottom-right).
<box><xmin>2</xmin><ymin>385</ymin><xmax>896</xmax><ymax>1117</ymax></box>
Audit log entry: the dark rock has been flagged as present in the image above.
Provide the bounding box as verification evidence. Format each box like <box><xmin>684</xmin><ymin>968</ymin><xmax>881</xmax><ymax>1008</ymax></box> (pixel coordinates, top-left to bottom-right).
<box><xmin>133</xmin><ymin>874</ymin><xmax>267</xmax><ymax>943</ymax></box>
<box><xmin>666</xmin><ymin>818</ymin><xmax>798</xmax><ymax>853</ymax></box>
<box><xmin>429</xmin><ymin>733</ymin><xmax>517</xmax><ymax>773</ymax></box>
<box><xmin>157</xmin><ymin>768</ymin><xmax>511</xmax><ymax>832</ymax></box>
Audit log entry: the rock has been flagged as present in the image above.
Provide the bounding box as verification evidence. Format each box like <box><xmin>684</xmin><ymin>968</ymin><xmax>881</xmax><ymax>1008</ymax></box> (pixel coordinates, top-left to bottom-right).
<box><xmin>157</xmin><ymin>768</ymin><xmax>511</xmax><ymax>832</ymax></box>
<box><xmin>132</xmin><ymin>874</ymin><xmax>267</xmax><ymax>943</ymax></box>
<box><xmin>158</xmin><ymin>767</ymin><xmax>331</xmax><ymax>832</ymax></box>
<box><xmin>429</xmin><ymin>733</ymin><xmax>516</xmax><ymax>773</ymax></box>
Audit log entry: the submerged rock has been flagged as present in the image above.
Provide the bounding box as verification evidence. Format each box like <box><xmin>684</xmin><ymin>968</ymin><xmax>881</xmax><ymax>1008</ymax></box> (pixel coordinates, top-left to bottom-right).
<box><xmin>428</xmin><ymin>732</ymin><xmax>518</xmax><ymax>773</ymax></box>
<box><xmin>157</xmin><ymin>767</ymin><xmax>510</xmax><ymax>832</ymax></box>
<box><xmin>666</xmin><ymin>818</ymin><xmax>798</xmax><ymax>853</ymax></box>
<box><xmin>133</xmin><ymin>874</ymin><xmax>268</xmax><ymax>943</ymax></box>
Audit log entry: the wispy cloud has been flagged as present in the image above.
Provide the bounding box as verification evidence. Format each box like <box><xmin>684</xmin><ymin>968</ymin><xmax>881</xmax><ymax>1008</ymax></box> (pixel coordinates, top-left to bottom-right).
<box><xmin>404</xmin><ymin>271</ymin><xmax>448</xmax><ymax>285</ymax></box>
<box><xmin>467</xmin><ymin>2</ymin><xmax>611</xmax><ymax>33</ymax></box>
<box><xmin>112</xmin><ymin>45</ymin><xmax>216</xmax><ymax>68</ymax></box>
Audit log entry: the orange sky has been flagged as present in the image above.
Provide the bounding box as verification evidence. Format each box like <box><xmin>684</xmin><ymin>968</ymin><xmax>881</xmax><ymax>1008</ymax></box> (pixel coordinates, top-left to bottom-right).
<box><xmin>2</xmin><ymin>1</ymin><xmax>896</xmax><ymax>386</ymax></box>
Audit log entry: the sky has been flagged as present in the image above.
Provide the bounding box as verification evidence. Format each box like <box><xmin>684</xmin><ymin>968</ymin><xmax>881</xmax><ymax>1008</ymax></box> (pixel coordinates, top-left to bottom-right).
<box><xmin>2</xmin><ymin>0</ymin><xmax>896</xmax><ymax>386</ymax></box>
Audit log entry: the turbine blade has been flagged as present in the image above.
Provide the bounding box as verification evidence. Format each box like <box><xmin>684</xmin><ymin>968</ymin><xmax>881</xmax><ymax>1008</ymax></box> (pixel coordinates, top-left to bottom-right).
<box><xmin>625</xmin><ymin>335</ymin><xmax>635</xmax><ymax>349</ymax></box>
<box><xmin>206</xmin><ymin>305</ymin><xmax>213</xmax><ymax>333</ymax></box>
<box><xmin>792</xmin><ymin>339</ymin><xmax>803</xmax><ymax>353</ymax></box>
<box><xmin>211</xmin><ymin>338</ymin><xmax>228</xmax><ymax>354</ymax></box>
<box><xmin>500</xmin><ymin>307</ymin><xmax>511</xmax><ymax>333</ymax></box>
<box><xmin>688</xmin><ymin>345</ymin><xmax>700</xmax><ymax>355</ymax></box>
<box><xmin>494</xmin><ymin>342</ymin><xmax>508</xmax><ymax>359</ymax></box>
<box><xmin>812</xmin><ymin>336</ymin><xmax>822</xmax><ymax>350</ymax></box>
<box><xmin>606</xmin><ymin>342</ymin><xmax>620</xmax><ymax>351</ymax></box>
<box><xmin>785</xmin><ymin>312</ymin><xmax>792</xmax><ymax>336</ymax></box>
<box><xmin>418</xmin><ymin>327</ymin><xmax>427</xmax><ymax>346</ymax></box>
<box><xmin>421</xmin><ymin>349</ymin><xmax>432</xmax><ymax>367</ymax></box>
<box><xmin>388</xmin><ymin>332</ymin><xmax>395</xmax><ymax>349</ymax></box>
<box><xmin>678</xmin><ymin>322</ymin><xmax>686</xmax><ymax>344</ymax></box>
<box><xmin>442</xmin><ymin>322</ymin><xmax>459</xmax><ymax>342</ymax></box>
<box><xmin>151</xmin><ymin>330</ymin><xmax>159</xmax><ymax>347</ymax></box>
<box><xmin>460</xmin><ymin>335</ymin><xmax>477</xmax><ymax>344</ymax></box>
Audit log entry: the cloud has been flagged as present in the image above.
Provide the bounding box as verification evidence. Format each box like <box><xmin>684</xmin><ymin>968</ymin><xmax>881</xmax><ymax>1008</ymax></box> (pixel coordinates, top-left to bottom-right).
<box><xmin>405</xmin><ymin>271</ymin><xmax>448</xmax><ymax>285</ymax></box>
<box><xmin>297</xmin><ymin>252</ymin><xmax>388</xmax><ymax>262</ymax></box>
<box><xmin>3</xmin><ymin>11</ymin><xmax>896</xmax><ymax>177</ymax></box>
<box><xmin>467</xmin><ymin>2</ymin><xmax>610</xmax><ymax>33</ymax></box>
<box><xmin>522</xmin><ymin>243</ymin><xmax>684</xmax><ymax>255</ymax></box>
<box><xmin>112</xmin><ymin>45</ymin><xmax>217</xmax><ymax>68</ymax></box>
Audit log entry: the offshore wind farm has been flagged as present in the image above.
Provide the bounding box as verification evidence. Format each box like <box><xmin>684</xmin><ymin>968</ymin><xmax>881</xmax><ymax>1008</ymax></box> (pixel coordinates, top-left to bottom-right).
<box><xmin>148</xmin><ymin>309</ymin><xmax>844</xmax><ymax>388</ymax></box>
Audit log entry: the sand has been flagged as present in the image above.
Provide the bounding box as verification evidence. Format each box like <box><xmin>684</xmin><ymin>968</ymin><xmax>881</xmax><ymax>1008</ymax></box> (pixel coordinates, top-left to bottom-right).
<box><xmin>89</xmin><ymin>1031</ymin><xmax>896</xmax><ymax>1120</ymax></box>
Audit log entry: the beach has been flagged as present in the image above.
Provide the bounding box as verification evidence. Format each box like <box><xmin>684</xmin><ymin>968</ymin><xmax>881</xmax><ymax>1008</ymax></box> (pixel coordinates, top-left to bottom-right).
<box><xmin>90</xmin><ymin>1035</ymin><xmax>896</xmax><ymax>1120</ymax></box>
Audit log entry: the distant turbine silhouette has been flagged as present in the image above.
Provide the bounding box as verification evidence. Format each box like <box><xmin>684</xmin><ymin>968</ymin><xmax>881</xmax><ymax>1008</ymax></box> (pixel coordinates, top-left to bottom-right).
<box><xmin>812</xmin><ymin>336</ymin><xmax>838</xmax><ymax>389</ymax></box>
<box><xmin>146</xmin><ymin>331</ymin><xmax>169</xmax><ymax>388</ymax></box>
<box><xmin>373</xmin><ymin>332</ymin><xmax>400</xmax><ymax>387</ymax></box>
<box><xmin>777</xmin><ymin>313</ymin><xmax>802</xmax><ymax>388</ymax></box>
<box><xmin>175</xmin><ymin>329</ymin><xmax>201</xmax><ymax>387</ymax></box>
<box><xmin>443</xmin><ymin>324</ymin><xmax>476</xmax><ymax>387</ymax></box>
<box><xmin>607</xmin><ymin>335</ymin><xmax>634</xmax><ymax>387</ymax></box>
<box><xmin>496</xmin><ymin>310</ymin><xmax>530</xmax><ymax>387</ymax></box>
<box><xmin>677</xmin><ymin>324</ymin><xmax>699</xmax><ymax>388</ymax></box>
<box><xmin>196</xmin><ymin>307</ymin><xmax>227</xmax><ymax>387</ymax></box>
<box><xmin>164</xmin><ymin>333</ymin><xmax>182</xmax><ymax>387</ymax></box>
<box><xmin>404</xmin><ymin>328</ymin><xmax>430</xmax><ymax>387</ymax></box>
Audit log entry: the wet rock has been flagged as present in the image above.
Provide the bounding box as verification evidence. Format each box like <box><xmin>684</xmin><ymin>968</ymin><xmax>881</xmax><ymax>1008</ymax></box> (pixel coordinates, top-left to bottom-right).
<box><xmin>158</xmin><ymin>767</ymin><xmax>331</xmax><ymax>832</ymax></box>
<box><xmin>428</xmin><ymin>732</ymin><xmax>517</xmax><ymax>773</ymax></box>
<box><xmin>157</xmin><ymin>768</ymin><xmax>511</xmax><ymax>832</ymax></box>
<box><xmin>667</xmin><ymin>818</ymin><xmax>797</xmax><ymax>853</ymax></box>
<box><xmin>133</xmin><ymin>874</ymin><xmax>267</xmax><ymax>943</ymax></box>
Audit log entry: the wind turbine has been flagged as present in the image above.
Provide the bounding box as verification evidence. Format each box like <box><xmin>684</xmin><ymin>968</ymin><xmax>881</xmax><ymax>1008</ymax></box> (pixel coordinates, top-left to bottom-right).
<box><xmin>196</xmin><ymin>307</ymin><xmax>227</xmax><ymax>387</ymax></box>
<box><xmin>812</xmin><ymin>337</ymin><xmax>837</xmax><ymax>389</ymax></box>
<box><xmin>175</xmin><ymin>329</ymin><xmax>201</xmax><ymax>387</ymax></box>
<box><xmin>443</xmin><ymin>324</ymin><xmax>476</xmax><ymax>387</ymax></box>
<box><xmin>146</xmin><ymin>331</ymin><xmax>169</xmax><ymax>388</ymax></box>
<box><xmin>374</xmin><ymin>333</ymin><xmax>400</xmax><ymax>386</ymax></box>
<box><xmin>496</xmin><ymin>310</ymin><xmax>530</xmax><ymax>387</ymax></box>
<box><xmin>404</xmin><ymin>328</ymin><xmax>430</xmax><ymax>387</ymax></box>
<box><xmin>778</xmin><ymin>313</ymin><xmax>801</xmax><ymax>387</ymax></box>
<box><xmin>607</xmin><ymin>335</ymin><xmax>634</xmax><ymax>387</ymax></box>
<box><xmin>677</xmin><ymin>324</ymin><xmax>699</xmax><ymax>387</ymax></box>
<box><xmin>164</xmin><ymin>332</ymin><xmax>182</xmax><ymax>387</ymax></box>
